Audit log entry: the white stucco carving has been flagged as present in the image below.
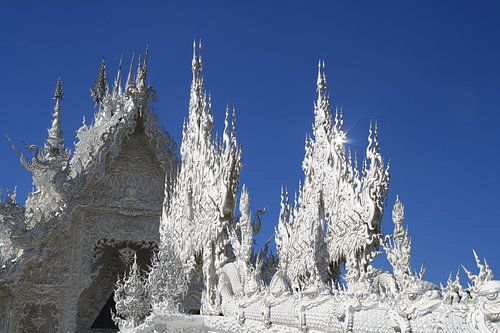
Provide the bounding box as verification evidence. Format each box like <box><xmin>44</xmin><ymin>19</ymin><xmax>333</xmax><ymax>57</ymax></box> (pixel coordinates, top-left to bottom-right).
<box><xmin>1</xmin><ymin>42</ymin><xmax>498</xmax><ymax>333</ymax></box>
<box><xmin>117</xmin><ymin>48</ymin><xmax>498</xmax><ymax>333</ymax></box>
<box><xmin>0</xmin><ymin>48</ymin><xmax>176</xmax><ymax>332</ymax></box>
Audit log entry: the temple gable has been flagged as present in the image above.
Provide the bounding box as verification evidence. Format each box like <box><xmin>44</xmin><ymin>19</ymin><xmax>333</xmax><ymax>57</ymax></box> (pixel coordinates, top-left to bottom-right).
<box><xmin>83</xmin><ymin>116</ymin><xmax>166</xmax><ymax>213</ymax></box>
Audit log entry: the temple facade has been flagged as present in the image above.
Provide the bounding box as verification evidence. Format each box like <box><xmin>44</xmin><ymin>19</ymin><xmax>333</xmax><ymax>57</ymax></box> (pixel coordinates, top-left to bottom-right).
<box><xmin>1</xmin><ymin>43</ymin><xmax>499</xmax><ymax>333</ymax></box>
<box><xmin>0</xmin><ymin>50</ymin><xmax>177</xmax><ymax>332</ymax></box>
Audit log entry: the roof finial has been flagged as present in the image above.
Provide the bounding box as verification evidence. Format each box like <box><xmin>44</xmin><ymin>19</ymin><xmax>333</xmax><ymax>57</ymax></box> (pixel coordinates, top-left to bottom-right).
<box><xmin>45</xmin><ymin>77</ymin><xmax>65</xmax><ymax>157</ymax></box>
<box><xmin>191</xmin><ymin>39</ymin><xmax>203</xmax><ymax>80</ymax></box>
<box><xmin>113</xmin><ymin>55</ymin><xmax>124</xmax><ymax>96</ymax></box>
<box><xmin>198</xmin><ymin>39</ymin><xmax>203</xmax><ymax>72</ymax></box>
<box><xmin>316</xmin><ymin>59</ymin><xmax>322</xmax><ymax>88</ymax></box>
<box><xmin>53</xmin><ymin>76</ymin><xmax>64</xmax><ymax>100</ymax></box>
<box><xmin>144</xmin><ymin>45</ymin><xmax>149</xmax><ymax>68</ymax></box>
<box><xmin>373</xmin><ymin>119</ymin><xmax>380</xmax><ymax>152</ymax></box>
<box><xmin>192</xmin><ymin>39</ymin><xmax>197</xmax><ymax>75</ymax></box>
<box><xmin>91</xmin><ymin>58</ymin><xmax>109</xmax><ymax>105</ymax></box>
<box><xmin>126</xmin><ymin>53</ymin><xmax>135</xmax><ymax>90</ymax></box>
<box><xmin>143</xmin><ymin>45</ymin><xmax>149</xmax><ymax>78</ymax></box>
<box><xmin>187</xmin><ymin>40</ymin><xmax>208</xmax><ymax>127</ymax></box>
<box><xmin>316</xmin><ymin>59</ymin><xmax>327</xmax><ymax>99</ymax></box>
<box><xmin>135</xmin><ymin>53</ymin><xmax>143</xmax><ymax>86</ymax></box>
<box><xmin>322</xmin><ymin>60</ymin><xmax>327</xmax><ymax>90</ymax></box>
<box><xmin>222</xmin><ymin>103</ymin><xmax>231</xmax><ymax>151</ymax></box>
<box><xmin>231</xmin><ymin>103</ymin><xmax>237</xmax><ymax>143</ymax></box>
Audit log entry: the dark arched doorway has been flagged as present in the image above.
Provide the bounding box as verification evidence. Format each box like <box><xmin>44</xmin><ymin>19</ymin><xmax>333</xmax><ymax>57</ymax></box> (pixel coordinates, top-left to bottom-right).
<box><xmin>91</xmin><ymin>293</ymin><xmax>118</xmax><ymax>330</ymax></box>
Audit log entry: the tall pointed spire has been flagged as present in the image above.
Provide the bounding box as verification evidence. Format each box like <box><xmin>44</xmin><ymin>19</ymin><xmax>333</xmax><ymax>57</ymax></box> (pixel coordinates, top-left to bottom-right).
<box><xmin>192</xmin><ymin>39</ymin><xmax>197</xmax><ymax>77</ymax></box>
<box><xmin>113</xmin><ymin>55</ymin><xmax>123</xmax><ymax>96</ymax></box>
<box><xmin>126</xmin><ymin>53</ymin><xmax>135</xmax><ymax>90</ymax></box>
<box><xmin>392</xmin><ymin>195</ymin><xmax>406</xmax><ymax>243</ymax></box>
<box><xmin>191</xmin><ymin>39</ymin><xmax>203</xmax><ymax>81</ymax></box>
<box><xmin>182</xmin><ymin>40</ymin><xmax>209</xmax><ymax>162</ymax></box>
<box><xmin>316</xmin><ymin>60</ymin><xmax>327</xmax><ymax>101</ymax></box>
<box><xmin>187</xmin><ymin>40</ymin><xmax>206</xmax><ymax>124</ymax></box>
<box><xmin>45</xmin><ymin>77</ymin><xmax>65</xmax><ymax>157</ymax></box>
<box><xmin>134</xmin><ymin>45</ymin><xmax>149</xmax><ymax>89</ymax></box>
<box><xmin>367</xmin><ymin>119</ymin><xmax>380</xmax><ymax>157</ymax></box>
<box><xmin>91</xmin><ymin>58</ymin><xmax>109</xmax><ymax>105</ymax></box>
<box><xmin>143</xmin><ymin>45</ymin><xmax>149</xmax><ymax>77</ymax></box>
<box><xmin>231</xmin><ymin>104</ymin><xmax>237</xmax><ymax>146</ymax></box>
<box><xmin>313</xmin><ymin>60</ymin><xmax>331</xmax><ymax>132</ymax></box>
<box><xmin>161</xmin><ymin>42</ymin><xmax>243</xmax><ymax>312</ymax></box>
<box><xmin>222</xmin><ymin>104</ymin><xmax>231</xmax><ymax>152</ymax></box>
<box><xmin>135</xmin><ymin>53</ymin><xmax>142</xmax><ymax>87</ymax></box>
<box><xmin>198</xmin><ymin>39</ymin><xmax>203</xmax><ymax>72</ymax></box>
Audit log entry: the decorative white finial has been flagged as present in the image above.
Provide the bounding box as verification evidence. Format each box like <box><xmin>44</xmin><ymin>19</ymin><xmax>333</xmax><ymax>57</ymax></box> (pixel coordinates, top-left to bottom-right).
<box><xmin>135</xmin><ymin>53</ymin><xmax>142</xmax><ymax>86</ymax></box>
<box><xmin>191</xmin><ymin>40</ymin><xmax>203</xmax><ymax>80</ymax></box>
<box><xmin>53</xmin><ymin>77</ymin><xmax>63</xmax><ymax>100</ymax></box>
<box><xmin>316</xmin><ymin>59</ymin><xmax>325</xmax><ymax>96</ymax></box>
<box><xmin>222</xmin><ymin>104</ymin><xmax>231</xmax><ymax>151</ymax></box>
<box><xmin>144</xmin><ymin>44</ymin><xmax>149</xmax><ymax>70</ymax></box>
<box><xmin>44</xmin><ymin>77</ymin><xmax>65</xmax><ymax>157</ymax></box>
<box><xmin>91</xmin><ymin>58</ymin><xmax>109</xmax><ymax>105</ymax></box>
<box><xmin>113</xmin><ymin>55</ymin><xmax>124</xmax><ymax>96</ymax></box>
<box><xmin>126</xmin><ymin>53</ymin><xmax>135</xmax><ymax>90</ymax></box>
<box><xmin>198</xmin><ymin>39</ymin><xmax>203</xmax><ymax>71</ymax></box>
<box><xmin>192</xmin><ymin>39</ymin><xmax>197</xmax><ymax>73</ymax></box>
<box><xmin>231</xmin><ymin>104</ymin><xmax>237</xmax><ymax>144</ymax></box>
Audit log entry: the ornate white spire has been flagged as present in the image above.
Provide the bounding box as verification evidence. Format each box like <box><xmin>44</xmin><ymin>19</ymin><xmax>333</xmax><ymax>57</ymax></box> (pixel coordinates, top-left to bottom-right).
<box><xmin>44</xmin><ymin>77</ymin><xmax>65</xmax><ymax>157</ymax></box>
<box><xmin>277</xmin><ymin>62</ymin><xmax>390</xmax><ymax>291</ymax></box>
<box><xmin>126</xmin><ymin>53</ymin><xmax>135</xmax><ymax>90</ymax></box>
<box><xmin>159</xmin><ymin>42</ymin><xmax>243</xmax><ymax>314</ymax></box>
<box><xmin>463</xmin><ymin>250</ymin><xmax>494</xmax><ymax>293</ymax></box>
<box><xmin>316</xmin><ymin>60</ymin><xmax>327</xmax><ymax>99</ymax></box>
<box><xmin>313</xmin><ymin>60</ymin><xmax>331</xmax><ymax>133</ymax></box>
<box><xmin>192</xmin><ymin>39</ymin><xmax>202</xmax><ymax>78</ymax></box>
<box><xmin>131</xmin><ymin>46</ymin><xmax>149</xmax><ymax>91</ymax></box>
<box><xmin>113</xmin><ymin>55</ymin><xmax>123</xmax><ymax>96</ymax></box>
<box><xmin>144</xmin><ymin>44</ymin><xmax>149</xmax><ymax>75</ymax></box>
<box><xmin>229</xmin><ymin>185</ymin><xmax>254</xmax><ymax>282</ymax></box>
<box><xmin>3</xmin><ymin>47</ymin><xmax>500</xmax><ymax>333</ymax></box>
<box><xmin>90</xmin><ymin>58</ymin><xmax>109</xmax><ymax>105</ymax></box>
<box><xmin>112</xmin><ymin>254</ymin><xmax>150</xmax><ymax>329</ymax></box>
<box><xmin>222</xmin><ymin>104</ymin><xmax>231</xmax><ymax>152</ymax></box>
<box><xmin>384</xmin><ymin>196</ymin><xmax>412</xmax><ymax>290</ymax></box>
<box><xmin>136</xmin><ymin>53</ymin><xmax>142</xmax><ymax>83</ymax></box>
<box><xmin>392</xmin><ymin>195</ymin><xmax>406</xmax><ymax>243</ymax></box>
<box><xmin>134</xmin><ymin>45</ymin><xmax>148</xmax><ymax>90</ymax></box>
<box><xmin>147</xmin><ymin>233</ymin><xmax>188</xmax><ymax>312</ymax></box>
<box><xmin>181</xmin><ymin>39</ymin><xmax>212</xmax><ymax>158</ymax></box>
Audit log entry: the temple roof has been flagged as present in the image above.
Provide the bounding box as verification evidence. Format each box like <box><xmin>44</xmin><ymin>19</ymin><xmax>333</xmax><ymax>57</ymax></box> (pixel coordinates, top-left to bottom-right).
<box><xmin>5</xmin><ymin>51</ymin><xmax>178</xmax><ymax>249</ymax></box>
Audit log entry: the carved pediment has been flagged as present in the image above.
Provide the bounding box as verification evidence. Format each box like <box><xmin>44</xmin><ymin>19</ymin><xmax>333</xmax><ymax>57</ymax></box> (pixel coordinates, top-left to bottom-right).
<box><xmin>84</xmin><ymin>119</ymin><xmax>166</xmax><ymax>212</ymax></box>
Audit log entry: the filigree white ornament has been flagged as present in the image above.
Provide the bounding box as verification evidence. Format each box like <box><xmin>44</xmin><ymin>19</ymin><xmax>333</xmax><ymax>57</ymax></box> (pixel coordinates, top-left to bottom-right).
<box><xmin>113</xmin><ymin>254</ymin><xmax>150</xmax><ymax>329</ymax></box>
<box><xmin>0</xmin><ymin>43</ymin><xmax>499</xmax><ymax>333</ymax></box>
<box><xmin>0</xmin><ymin>48</ymin><xmax>177</xmax><ymax>332</ymax></box>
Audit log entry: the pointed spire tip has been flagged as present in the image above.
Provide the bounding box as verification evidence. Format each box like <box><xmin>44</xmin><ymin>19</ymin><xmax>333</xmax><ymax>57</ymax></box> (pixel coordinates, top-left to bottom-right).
<box><xmin>54</xmin><ymin>77</ymin><xmax>64</xmax><ymax>100</ymax></box>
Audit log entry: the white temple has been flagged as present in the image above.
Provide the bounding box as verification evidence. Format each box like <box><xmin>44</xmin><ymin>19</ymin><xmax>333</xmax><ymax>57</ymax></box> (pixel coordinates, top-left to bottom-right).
<box><xmin>0</xmin><ymin>42</ymin><xmax>499</xmax><ymax>333</ymax></box>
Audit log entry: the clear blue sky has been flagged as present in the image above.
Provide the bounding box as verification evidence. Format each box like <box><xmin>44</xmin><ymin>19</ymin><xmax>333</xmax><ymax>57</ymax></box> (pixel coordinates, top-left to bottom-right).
<box><xmin>1</xmin><ymin>1</ymin><xmax>499</xmax><ymax>284</ymax></box>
